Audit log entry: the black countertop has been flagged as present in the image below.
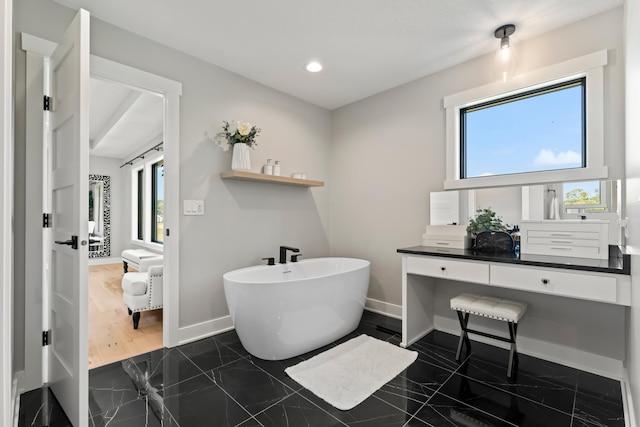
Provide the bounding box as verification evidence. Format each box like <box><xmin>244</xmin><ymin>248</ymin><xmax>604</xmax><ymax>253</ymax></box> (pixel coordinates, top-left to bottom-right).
<box><xmin>397</xmin><ymin>245</ymin><xmax>630</xmax><ymax>275</ymax></box>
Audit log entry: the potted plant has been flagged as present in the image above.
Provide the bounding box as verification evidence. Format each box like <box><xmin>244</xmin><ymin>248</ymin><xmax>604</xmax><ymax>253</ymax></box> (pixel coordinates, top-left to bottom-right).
<box><xmin>467</xmin><ymin>208</ymin><xmax>516</xmax><ymax>252</ymax></box>
<box><xmin>466</xmin><ymin>207</ymin><xmax>508</xmax><ymax>236</ymax></box>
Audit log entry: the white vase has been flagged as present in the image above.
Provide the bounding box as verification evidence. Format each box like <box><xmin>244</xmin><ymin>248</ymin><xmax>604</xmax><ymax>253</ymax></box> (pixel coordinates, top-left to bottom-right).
<box><xmin>231</xmin><ymin>143</ymin><xmax>251</xmax><ymax>171</ymax></box>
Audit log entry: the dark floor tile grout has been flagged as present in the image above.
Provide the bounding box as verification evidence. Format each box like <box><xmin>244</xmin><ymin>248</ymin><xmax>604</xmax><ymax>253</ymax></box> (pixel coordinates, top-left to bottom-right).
<box><xmin>452</xmin><ymin>364</ymin><xmax>578</xmax><ymax>418</ymax></box>
<box><xmin>293</xmin><ymin>389</ymin><xmax>351</xmax><ymax>427</ymax></box>
<box><xmin>418</xmin><ymin>352</ymin><xmax>527</xmax><ymax>427</ymax></box>
<box><xmin>437</xmin><ymin>348</ymin><xmax>580</xmax><ymax>423</ymax></box>
<box><xmin>424</xmin><ymin>351</ymin><xmax>471</xmax><ymax>400</ymax></box>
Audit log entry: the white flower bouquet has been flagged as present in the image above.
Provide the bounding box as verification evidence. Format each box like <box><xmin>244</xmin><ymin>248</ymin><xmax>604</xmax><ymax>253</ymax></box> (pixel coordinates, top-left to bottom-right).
<box><xmin>214</xmin><ymin>120</ymin><xmax>261</xmax><ymax>151</ymax></box>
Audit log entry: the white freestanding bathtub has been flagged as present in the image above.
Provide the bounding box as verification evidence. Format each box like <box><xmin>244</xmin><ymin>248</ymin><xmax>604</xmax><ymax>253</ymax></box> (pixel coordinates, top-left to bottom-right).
<box><xmin>223</xmin><ymin>257</ymin><xmax>370</xmax><ymax>360</ymax></box>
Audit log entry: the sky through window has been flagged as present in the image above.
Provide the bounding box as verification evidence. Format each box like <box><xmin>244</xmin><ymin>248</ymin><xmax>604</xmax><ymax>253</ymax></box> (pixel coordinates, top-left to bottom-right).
<box><xmin>463</xmin><ymin>82</ymin><xmax>584</xmax><ymax>178</ymax></box>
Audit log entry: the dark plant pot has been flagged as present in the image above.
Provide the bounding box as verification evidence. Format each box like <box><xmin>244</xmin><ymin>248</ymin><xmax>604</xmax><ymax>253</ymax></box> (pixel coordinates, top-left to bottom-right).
<box><xmin>474</xmin><ymin>230</ymin><xmax>515</xmax><ymax>253</ymax></box>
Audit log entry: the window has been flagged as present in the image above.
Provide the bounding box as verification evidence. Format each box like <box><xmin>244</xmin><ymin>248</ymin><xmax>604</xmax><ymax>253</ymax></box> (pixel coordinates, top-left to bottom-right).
<box><xmin>131</xmin><ymin>152</ymin><xmax>164</xmax><ymax>247</ymax></box>
<box><xmin>444</xmin><ymin>50</ymin><xmax>608</xmax><ymax>190</ymax></box>
<box><xmin>151</xmin><ymin>160</ymin><xmax>164</xmax><ymax>243</ymax></box>
<box><xmin>461</xmin><ymin>79</ymin><xmax>585</xmax><ymax>179</ymax></box>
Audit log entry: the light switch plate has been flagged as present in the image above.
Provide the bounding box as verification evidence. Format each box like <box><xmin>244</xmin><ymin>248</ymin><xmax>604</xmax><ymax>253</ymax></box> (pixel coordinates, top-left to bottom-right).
<box><xmin>183</xmin><ymin>200</ymin><xmax>204</xmax><ymax>215</ymax></box>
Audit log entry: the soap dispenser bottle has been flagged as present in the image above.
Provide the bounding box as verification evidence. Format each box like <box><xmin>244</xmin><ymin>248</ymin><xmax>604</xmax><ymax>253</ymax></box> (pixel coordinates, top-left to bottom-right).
<box><xmin>263</xmin><ymin>159</ymin><xmax>273</xmax><ymax>175</ymax></box>
<box><xmin>273</xmin><ymin>160</ymin><xmax>281</xmax><ymax>176</ymax></box>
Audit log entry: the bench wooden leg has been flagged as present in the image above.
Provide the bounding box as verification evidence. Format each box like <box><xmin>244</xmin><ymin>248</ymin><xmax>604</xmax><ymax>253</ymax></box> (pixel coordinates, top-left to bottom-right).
<box><xmin>455</xmin><ymin>311</ymin><xmax>471</xmax><ymax>361</ymax></box>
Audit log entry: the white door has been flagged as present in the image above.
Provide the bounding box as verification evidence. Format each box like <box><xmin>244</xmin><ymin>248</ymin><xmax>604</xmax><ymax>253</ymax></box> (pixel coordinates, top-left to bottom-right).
<box><xmin>47</xmin><ymin>9</ymin><xmax>90</xmax><ymax>427</ymax></box>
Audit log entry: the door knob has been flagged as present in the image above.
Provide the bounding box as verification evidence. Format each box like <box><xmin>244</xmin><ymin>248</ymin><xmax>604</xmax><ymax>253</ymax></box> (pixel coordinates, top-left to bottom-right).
<box><xmin>55</xmin><ymin>235</ymin><xmax>78</xmax><ymax>250</ymax></box>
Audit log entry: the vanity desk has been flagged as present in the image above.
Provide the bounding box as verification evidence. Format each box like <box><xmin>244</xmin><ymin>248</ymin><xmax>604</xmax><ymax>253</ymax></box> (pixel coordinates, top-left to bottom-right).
<box><xmin>397</xmin><ymin>245</ymin><xmax>630</xmax><ymax>349</ymax></box>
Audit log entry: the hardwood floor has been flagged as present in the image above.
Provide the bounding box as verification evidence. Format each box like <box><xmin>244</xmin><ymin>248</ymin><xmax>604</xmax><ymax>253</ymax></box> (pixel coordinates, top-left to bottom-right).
<box><xmin>88</xmin><ymin>263</ymin><xmax>163</xmax><ymax>369</ymax></box>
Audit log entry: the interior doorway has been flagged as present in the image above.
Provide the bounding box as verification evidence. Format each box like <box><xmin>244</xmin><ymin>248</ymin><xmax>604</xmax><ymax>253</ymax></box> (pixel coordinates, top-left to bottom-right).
<box><xmin>87</xmin><ymin>76</ymin><xmax>165</xmax><ymax>368</ymax></box>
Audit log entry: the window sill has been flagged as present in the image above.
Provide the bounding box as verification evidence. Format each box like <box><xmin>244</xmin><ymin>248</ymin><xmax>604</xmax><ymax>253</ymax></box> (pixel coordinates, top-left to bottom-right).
<box><xmin>444</xmin><ymin>166</ymin><xmax>608</xmax><ymax>190</ymax></box>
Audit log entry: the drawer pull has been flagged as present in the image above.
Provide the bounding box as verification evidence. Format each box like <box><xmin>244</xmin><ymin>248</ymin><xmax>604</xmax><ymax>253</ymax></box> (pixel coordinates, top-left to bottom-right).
<box><xmin>436</xmin><ymin>242</ymin><xmax>450</xmax><ymax>246</ymax></box>
<box><xmin>550</xmin><ymin>240</ymin><xmax>572</xmax><ymax>244</ymax></box>
<box><xmin>541</xmin><ymin>278</ymin><xmax>550</xmax><ymax>285</ymax></box>
<box><xmin>441</xmin><ymin>267</ymin><xmax>446</xmax><ymax>272</ymax></box>
<box><xmin>550</xmin><ymin>247</ymin><xmax>572</xmax><ymax>250</ymax></box>
<box><xmin>550</xmin><ymin>233</ymin><xmax>572</xmax><ymax>236</ymax></box>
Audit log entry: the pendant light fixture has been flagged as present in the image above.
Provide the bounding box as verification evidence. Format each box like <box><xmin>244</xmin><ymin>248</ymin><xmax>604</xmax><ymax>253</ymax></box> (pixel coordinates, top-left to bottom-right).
<box><xmin>493</xmin><ymin>24</ymin><xmax>518</xmax><ymax>83</ymax></box>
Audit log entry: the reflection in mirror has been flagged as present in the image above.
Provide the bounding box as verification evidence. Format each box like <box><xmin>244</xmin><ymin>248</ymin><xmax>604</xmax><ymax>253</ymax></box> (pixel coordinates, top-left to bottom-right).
<box><xmin>523</xmin><ymin>180</ymin><xmax>622</xmax><ymax>245</ymax></box>
<box><xmin>89</xmin><ymin>174</ymin><xmax>111</xmax><ymax>258</ymax></box>
<box><xmin>544</xmin><ymin>180</ymin><xmax>620</xmax><ymax>219</ymax></box>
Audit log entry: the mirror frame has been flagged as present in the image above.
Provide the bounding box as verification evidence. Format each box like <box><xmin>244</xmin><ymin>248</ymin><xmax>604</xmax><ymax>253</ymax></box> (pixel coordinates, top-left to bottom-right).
<box><xmin>89</xmin><ymin>174</ymin><xmax>111</xmax><ymax>258</ymax></box>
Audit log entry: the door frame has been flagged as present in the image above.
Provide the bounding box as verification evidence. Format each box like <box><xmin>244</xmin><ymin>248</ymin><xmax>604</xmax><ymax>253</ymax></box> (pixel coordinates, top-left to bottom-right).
<box><xmin>90</xmin><ymin>55</ymin><xmax>181</xmax><ymax>348</ymax></box>
<box><xmin>0</xmin><ymin>0</ymin><xmax>13</xmax><ymax>423</ymax></box>
<box><xmin>20</xmin><ymin>34</ymin><xmax>181</xmax><ymax>392</ymax></box>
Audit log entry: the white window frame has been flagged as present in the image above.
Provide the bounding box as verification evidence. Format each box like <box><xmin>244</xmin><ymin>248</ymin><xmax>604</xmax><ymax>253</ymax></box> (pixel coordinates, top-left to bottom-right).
<box><xmin>443</xmin><ymin>50</ymin><xmax>608</xmax><ymax>190</ymax></box>
<box><xmin>131</xmin><ymin>151</ymin><xmax>164</xmax><ymax>251</ymax></box>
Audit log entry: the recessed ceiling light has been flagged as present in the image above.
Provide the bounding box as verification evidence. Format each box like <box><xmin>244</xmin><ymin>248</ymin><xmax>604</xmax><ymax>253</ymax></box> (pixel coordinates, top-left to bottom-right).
<box><xmin>306</xmin><ymin>61</ymin><xmax>323</xmax><ymax>72</ymax></box>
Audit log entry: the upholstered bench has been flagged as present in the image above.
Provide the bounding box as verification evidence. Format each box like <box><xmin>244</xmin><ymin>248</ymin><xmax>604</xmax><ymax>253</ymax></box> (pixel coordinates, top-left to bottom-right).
<box><xmin>450</xmin><ymin>293</ymin><xmax>527</xmax><ymax>377</ymax></box>
<box><xmin>121</xmin><ymin>249</ymin><xmax>163</xmax><ymax>273</ymax></box>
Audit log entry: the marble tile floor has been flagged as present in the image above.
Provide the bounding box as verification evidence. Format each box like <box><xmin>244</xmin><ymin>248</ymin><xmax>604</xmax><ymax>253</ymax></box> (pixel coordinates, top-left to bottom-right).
<box><xmin>19</xmin><ymin>311</ymin><xmax>625</xmax><ymax>426</ymax></box>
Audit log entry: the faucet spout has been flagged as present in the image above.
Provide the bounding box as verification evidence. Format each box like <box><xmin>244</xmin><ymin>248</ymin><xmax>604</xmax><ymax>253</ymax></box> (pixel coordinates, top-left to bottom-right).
<box><xmin>279</xmin><ymin>246</ymin><xmax>300</xmax><ymax>264</ymax></box>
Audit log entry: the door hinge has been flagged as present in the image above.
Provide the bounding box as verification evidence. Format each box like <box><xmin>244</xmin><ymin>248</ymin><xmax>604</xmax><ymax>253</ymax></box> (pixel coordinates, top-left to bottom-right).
<box><xmin>43</xmin><ymin>95</ymin><xmax>51</xmax><ymax>111</ymax></box>
<box><xmin>43</xmin><ymin>213</ymin><xmax>52</xmax><ymax>228</ymax></box>
<box><xmin>166</xmin><ymin>228</ymin><xmax>170</xmax><ymax>237</ymax></box>
<box><xmin>42</xmin><ymin>330</ymin><xmax>51</xmax><ymax>346</ymax></box>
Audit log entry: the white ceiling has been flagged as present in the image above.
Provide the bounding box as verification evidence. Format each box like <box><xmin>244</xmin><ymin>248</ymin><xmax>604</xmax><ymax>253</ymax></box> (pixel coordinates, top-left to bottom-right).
<box><xmin>63</xmin><ymin>0</ymin><xmax>623</xmax><ymax>110</ymax></box>
<box><xmin>89</xmin><ymin>78</ymin><xmax>163</xmax><ymax>160</ymax></box>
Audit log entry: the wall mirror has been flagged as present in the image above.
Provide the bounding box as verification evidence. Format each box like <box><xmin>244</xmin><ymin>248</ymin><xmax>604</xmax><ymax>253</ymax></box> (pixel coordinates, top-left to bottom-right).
<box><xmin>432</xmin><ymin>179</ymin><xmax>623</xmax><ymax>244</ymax></box>
<box><xmin>89</xmin><ymin>174</ymin><xmax>111</xmax><ymax>258</ymax></box>
<box><xmin>523</xmin><ymin>180</ymin><xmax>622</xmax><ymax>220</ymax></box>
<box><xmin>523</xmin><ymin>179</ymin><xmax>623</xmax><ymax>245</ymax></box>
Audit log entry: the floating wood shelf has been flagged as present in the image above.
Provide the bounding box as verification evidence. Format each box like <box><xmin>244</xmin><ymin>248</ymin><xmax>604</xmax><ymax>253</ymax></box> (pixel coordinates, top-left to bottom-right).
<box><xmin>220</xmin><ymin>170</ymin><xmax>324</xmax><ymax>187</ymax></box>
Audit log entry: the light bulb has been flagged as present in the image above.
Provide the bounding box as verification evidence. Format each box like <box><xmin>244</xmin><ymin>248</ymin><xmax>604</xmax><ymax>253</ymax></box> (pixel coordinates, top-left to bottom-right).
<box><xmin>494</xmin><ymin>45</ymin><xmax>518</xmax><ymax>83</ymax></box>
<box><xmin>306</xmin><ymin>61</ymin><xmax>323</xmax><ymax>72</ymax></box>
<box><xmin>493</xmin><ymin>24</ymin><xmax>518</xmax><ymax>83</ymax></box>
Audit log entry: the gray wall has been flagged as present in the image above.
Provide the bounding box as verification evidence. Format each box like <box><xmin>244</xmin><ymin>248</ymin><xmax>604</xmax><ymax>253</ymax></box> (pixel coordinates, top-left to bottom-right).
<box><xmin>14</xmin><ymin>0</ymin><xmax>332</xmax><ymax>341</ymax></box>
<box><xmin>624</xmin><ymin>0</ymin><xmax>640</xmax><ymax>419</ymax></box>
<box><xmin>330</xmin><ymin>8</ymin><xmax>626</xmax><ymax>368</ymax></box>
<box><xmin>330</xmin><ymin>7</ymin><xmax>625</xmax><ymax>307</ymax></box>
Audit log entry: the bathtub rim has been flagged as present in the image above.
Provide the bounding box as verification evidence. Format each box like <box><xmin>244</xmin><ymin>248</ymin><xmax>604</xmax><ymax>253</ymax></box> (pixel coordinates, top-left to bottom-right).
<box><xmin>223</xmin><ymin>257</ymin><xmax>370</xmax><ymax>285</ymax></box>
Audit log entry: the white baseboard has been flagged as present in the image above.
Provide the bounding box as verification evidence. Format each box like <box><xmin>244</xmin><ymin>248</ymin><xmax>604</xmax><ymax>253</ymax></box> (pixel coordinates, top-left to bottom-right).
<box><xmin>11</xmin><ymin>375</ymin><xmax>19</xmax><ymax>427</ymax></box>
<box><xmin>14</xmin><ymin>370</ymin><xmax>23</xmax><ymax>395</ymax></box>
<box><xmin>435</xmin><ymin>315</ymin><xmax>624</xmax><ymax>379</ymax></box>
<box><xmin>623</xmin><ymin>369</ymin><xmax>636</xmax><ymax>427</ymax></box>
<box><xmin>176</xmin><ymin>303</ymin><xmax>402</xmax><ymax>347</ymax></box>
<box><xmin>178</xmin><ymin>315</ymin><xmax>234</xmax><ymax>345</ymax></box>
<box><xmin>88</xmin><ymin>257</ymin><xmax>121</xmax><ymax>266</ymax></box>
<box><xmin>365</xmin><ymin>297</ymin><xmax>402</xmax><ymax>319</ymax></box>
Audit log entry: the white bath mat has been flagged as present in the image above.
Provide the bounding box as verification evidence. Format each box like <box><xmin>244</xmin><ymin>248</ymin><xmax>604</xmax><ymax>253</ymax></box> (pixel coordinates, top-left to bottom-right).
<box><xmin>284</xmin><ymin>334</ymin><xmax>418</xmax><ymax>410</ymax></box>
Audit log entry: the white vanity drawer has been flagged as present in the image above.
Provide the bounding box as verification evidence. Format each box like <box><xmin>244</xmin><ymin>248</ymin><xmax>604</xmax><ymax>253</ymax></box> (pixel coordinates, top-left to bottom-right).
<box><xmin>490</xmin><ymin>264</ymin><xmax>617</xmax><ymax>303</ymax></box>
<box><xmin>527</xmin><ymin>230</ymin><xmax>600</xmax><ymax>240</ymax></box>
<box><xmin>421</xmin><ymin>237</ymin><xmax>469</xmax><ymax>249</ymax></box>
<box><xmin>527</xmin><ymin>237</ymin><xmax>600</xmax><ymax>247</ymax></box>
<box><xmin>406</xmin><ymin>256</ymin><xmax>489</xmax><ymax>284</ymax></box>
<box><xmin>525</xmin><ymin>244</ymin><xmax>601</xmax><ymax>258</ymax></box>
